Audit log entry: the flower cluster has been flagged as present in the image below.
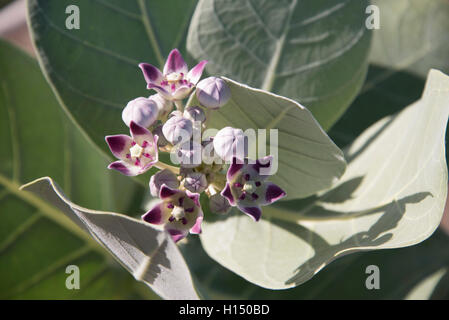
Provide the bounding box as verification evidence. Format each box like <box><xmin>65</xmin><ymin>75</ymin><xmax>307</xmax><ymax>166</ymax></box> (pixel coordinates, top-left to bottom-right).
<box><xmin>105</xmin><ymin>49</ymin><xmax>286</xmax><ymax>243</ymax></box>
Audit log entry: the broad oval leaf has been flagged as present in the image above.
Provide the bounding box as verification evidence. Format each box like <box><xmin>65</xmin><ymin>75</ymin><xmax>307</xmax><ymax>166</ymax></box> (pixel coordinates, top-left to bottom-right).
<box><xmin>27</xmin><ymin>0</ymin><xmax>198</xmax><ymax>154</ymax></box>
<box><xmin>370</xmin><ymin>0</ymin><xmax>449</xmax><ymax>78</ymax></box>
<box><xmin>187</xmin><ymin>0</ymin><xmax>372</xmax><ymax>129</ymax></box>
<box><xmin>21</xmin><ymin>177</ymin><xmax>199</xmax><ymax>300</ymax></box>
<box><xmin>0</xmin><ymin>40</ymin><xmax>147</xmax><ymax>299</ymax></box>
<box><xmin>187</xmin><ymin>77</ymin><xmax>347</xmax><ymax>200</ymax></box>
<box><xmin>200</xmin><ymin>69</ymin><xmax>449</xmax><ymax>289</ymax></box>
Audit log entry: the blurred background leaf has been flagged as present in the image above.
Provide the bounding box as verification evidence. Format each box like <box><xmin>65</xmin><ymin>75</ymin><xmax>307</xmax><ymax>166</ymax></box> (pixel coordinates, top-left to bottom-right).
<box><xmin>0</xmin><ymin>40</ymin><xmax>153</xmax><ymax>299</ymax></box>
<box><xmin>370</xmin><ymin>0</ymin><xmax>449</xmax><ymax>79</ymax></box>
<box><xmin>330</xmin><ymin>0</ymin><xmax>449</xmax><ymax>149</ymax></box>
<box><xmin>27</xmin><ymin>0</ymin><xmax>198</xmax><ymax>156</ymax></box>
<box><xmin>0</xmin><ymin>0</ymin><xmax>13</xmax><ymax>9</ymax></box>
<box><xmin>187</xmin><ymin>0</ymin><xmax>372</xmax><ymax>130</ymax></box>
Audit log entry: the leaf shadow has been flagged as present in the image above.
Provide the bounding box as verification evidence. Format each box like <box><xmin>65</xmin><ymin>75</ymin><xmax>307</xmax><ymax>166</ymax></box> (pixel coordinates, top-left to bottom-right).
<box><xmin>270</xmin><ymin>191</ymin><xmax>433</xmax><ymax>286</ymax></box>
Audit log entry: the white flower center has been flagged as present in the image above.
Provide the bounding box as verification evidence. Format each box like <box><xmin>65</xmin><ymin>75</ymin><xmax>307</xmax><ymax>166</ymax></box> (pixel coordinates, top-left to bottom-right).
<box><xmin>243</xmin><ymin>181</ymin><xmax>257</xmax><ymax>193</ymax></box>
<box><xmin>129</xmin><ymin>144</ymin><xmax>144</xmax><ymax>158</ymax></box>
<box><xmin>166</xmin><ymin>72</ymin><xmax>183</xmax><ymax>83</ymax></box>
<box><xmin>172</xmin><ymin>206</ymin><xmax>185</xmax><ymax>220</ymax></box>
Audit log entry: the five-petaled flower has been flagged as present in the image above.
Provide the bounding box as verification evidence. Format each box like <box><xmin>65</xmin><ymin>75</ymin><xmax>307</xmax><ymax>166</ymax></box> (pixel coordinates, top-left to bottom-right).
<box><xmin>221</xmin><ymin>156</ymin><xmax>286</xmax><ymax>221</ymax></box>
<box><xmin>142</xmin><ymin>185</ymin><xmax>203</xmax><ymax>242</ymax></box>
<box><xmin>139</xmin><ymin>49</ymin><xmax>208</xmax><ymax>101</ymax></box>
<box><xmin>106</xmin><ymin>121</ymin><xmax>158</xmax><ymax>176</ymax></box>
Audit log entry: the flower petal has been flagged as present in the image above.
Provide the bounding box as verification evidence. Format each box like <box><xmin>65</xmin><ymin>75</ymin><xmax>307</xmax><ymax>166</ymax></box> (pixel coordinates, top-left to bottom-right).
<box><xmin>147</xmin><ymin>83</ymin><xmax>172</xmax><ymax>100</ymax></box>
<box><xmin>167</xmin><ymin>228</ymin><xmax>188</xmax><ymax>243</ymax></box>
<box><xmin>107</xmin><ymin>160</ymin><xmax>140</xmax><ymax>176</ymax></box>
<box><xmin>139</xmin><ymin>63</ymin><xmax>163</xmax><ymax>84</ymax></box>
<box><xmin>185</xmin><ymin>190</ymin><xmax>201</xmax><ymax>207</ymax></box>
<box><xmin>249</xmin><ymin>155</ymin><xmax>274</xmax><ymax>179</ymax></box>
<box><xmin>149</xmin><ymin>168</ymin><xmax>179</xmax><ymax>197</ymax></box>
<box><xmin>238</xmin><ymin>205</ymin><xmax>262</xmax><ymax>222</ymax></box>
<box><xmin>105</xmin><ymin>135</ymin><xmax>133</xmax><ymax>160</ymax></box>
<box><xmin>129</xmin><ymin>121</ymin><xmax>154</xmax><ymax>146</ymax></box>
<box><xmin>263</xmin><ymin>182</ymin><xmax>287</xmax><ymax>204</ymax></box>
<box><xmin>190</xmin><ymin>214</ymin><xmax>203</xmax><ymax>234</ymax></box>
<box><xmin>159</xmin><ymin>184</ymin><xmax>182</xmax><ymax>200</ymax></box>
<box><xmin>172</xmin><ymin>86</ymin><xmax>193</xmax><ymax>100</ymax></box>
<box><xmin>163</xmin><ymin>49</ymin><xmax>188</xmax><ymax>75</ymax></box>
<box><xmin>221</xmin><ymin>182</ymin><xmax>235</xmax><ymax>206</ymax></box>
<box><xmin>227</xmin><ymin>157</ymin><xmax>244</xmax><ymax>181</ymax></box>
<box><xmin>141</xmin><ymin>203</ymin><xmax>170</xmax><ymax>225</ymax></box>
<box><xmin>187</xmin><ymin>60</ymin><xmax>208</xmax><ymax>85</ymax></box>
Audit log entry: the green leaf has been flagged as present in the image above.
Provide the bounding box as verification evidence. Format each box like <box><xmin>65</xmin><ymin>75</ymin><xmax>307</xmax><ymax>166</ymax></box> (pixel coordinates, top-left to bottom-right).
<box><xmin>27</xmin><ymin>0</ymin><xmax>198</xmax><ymax>154</ymax></box>
<box><xmin>405</xmin><ymin>268</ymin><xmax>448</xmax><ymax>300</ymax></box>
<box><xmin>184</xmin><ymin>229</ymin><xmax>449</xmax><ymax>299</ymax></box>
<box><xmin>369</xmin><ymin>0</ymin><xmax>449</xmax><ymax>81</ymax></box>
<box><xmin>21</xmin><ymin>177</ymin><xmax>199</xmax><ymax>300</ymax></box>
<box><xmin>199</xmin><ymin>69</ymin><xmax>449</xmax><ymax>289</ymax></box>
<box><xmin>187</xmin><ymin>0</ymin><xmax>372</xmax><ymax>130</ymax></box>
<box><xmin>187</xmin><ymin>77</ymin><xmax>347</xmax><ymax>200</ymax></box>
<box><xmin>0</xmin><ymin>40</ymin><xmax>151</xmax><ymax>299</ymax></box>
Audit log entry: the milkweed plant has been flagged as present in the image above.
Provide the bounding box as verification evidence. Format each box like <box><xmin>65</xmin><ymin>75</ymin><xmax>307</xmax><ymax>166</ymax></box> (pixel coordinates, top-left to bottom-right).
<box><xmin>4</xmin><ymin>0</ymin><xmax>448</xmax><ymax>300</ymax></box>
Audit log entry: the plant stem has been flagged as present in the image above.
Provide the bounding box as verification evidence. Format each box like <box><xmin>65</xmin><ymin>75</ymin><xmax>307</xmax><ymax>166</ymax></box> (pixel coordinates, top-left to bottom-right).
<box><xmin>204</xmin><ymin>108</ymin><xmax>211</xmax><ymax>129</ymax></box>
<box><xmin>174</xmin><ymin>100</ymin><xmax>184</xmax><ymax>112</ymax></box>
<box><xmin>154</xmin><ymin>161</ymin><xmax>180</xmax><ymax>174</ymax></box>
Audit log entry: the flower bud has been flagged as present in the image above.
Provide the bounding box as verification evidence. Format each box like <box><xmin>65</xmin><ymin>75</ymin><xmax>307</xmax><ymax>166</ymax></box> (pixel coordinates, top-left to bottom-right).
<box><xmin>184</xmin><ymin>106</ymin><xmax>206</xmax><ymax>123</ymax></box>
<box><xmin>213</xmin><ymin>127</ymin><xmax>247</xmax><ymax>161</ymax></box>
<box><xmin>149</xmin><ymin>94</ymin><xmax>173</xmax><ymax>119</ymax></box>
<box><xmin>162</xmin><ymin>115</ymin><xmax>193</xmax><ymax>145</ymax></box>
<box><xmin>183</xmin><ymin>172</ymin><xmax>208</xmax><ymax>193</ymax></box>
<box><xmin>122</xmin><ymin>97</ymin><xmax>159</xmax><ymax>128</ymax></box>
<box><xmin>149</xmin><ymin>169</ymin><xmax>179</xmax><ymax>197</ymax></box>
<box><xmin>201</xmin><ymin>137</ymin><xmax>221</xmax><ymax>165</ymax></box>
<box><xmin>196</xmin><ymin>77</ymin><xmax>231</xmax><ymax>109</ymax></box>
<box><xmin>172</xmin><ymin>140</ymin><xmax>202</xmax><ymax>168</ymax></box>
<box><xmin>209</xmin><ymin>193</ymin><xmax>231</xmax><ymax>214</ymax></box>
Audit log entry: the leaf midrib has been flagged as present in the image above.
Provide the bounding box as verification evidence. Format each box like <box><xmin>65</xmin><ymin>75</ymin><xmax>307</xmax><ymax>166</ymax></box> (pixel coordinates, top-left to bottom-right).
<box><xmin>261</xmin><ymin>0</ymin><xmax>297</xmax><ymax>92</ymax></box>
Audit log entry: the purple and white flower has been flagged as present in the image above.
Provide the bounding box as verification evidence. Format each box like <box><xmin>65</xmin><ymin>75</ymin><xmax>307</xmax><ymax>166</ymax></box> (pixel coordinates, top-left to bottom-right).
<box><xmin>221</xmin><ymin>156</ymin><xmax>286</xmax><ymax>221</ymax></box>
<box><xmin>139</xmin><ymin>49</ymin><xmax>208</xmax><ymax>101</ymax></box>
<box><xmin>142</xmin><ymin>185</ymin><xmax>203</xmax><ymax>242</ymax></box>
<box><xmin>196</xmin><ymin>77</ymin><xmax>231</xmax><ymax>109</ymax></box>
<box><xmin>106</xmin><ymin>121</ymin><xmax>158</xmax><ymax>176</ymax></box>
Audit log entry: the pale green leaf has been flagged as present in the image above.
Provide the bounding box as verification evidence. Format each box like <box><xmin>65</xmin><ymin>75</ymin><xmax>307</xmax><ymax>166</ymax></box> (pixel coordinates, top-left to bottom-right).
<box><xmin>187</xmin><ymin>77</ymin><xmax>346</xmax><ymax>200</ymax></box>
<box><xmin>21</xmin><ymin>177</ymin><xmax>199</xmax><ymax>300</ymax></box>
<box><xmin>200</xmin><ymin>69</ymin><xmax>449</xmax><ymax>289</ymax></box>
<box><xmin>187</xmin><ymin>0</ymin><xmax>372</xmax><ymax>129</ymax></box>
